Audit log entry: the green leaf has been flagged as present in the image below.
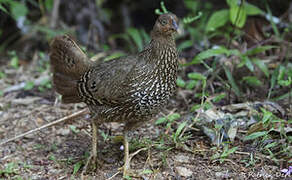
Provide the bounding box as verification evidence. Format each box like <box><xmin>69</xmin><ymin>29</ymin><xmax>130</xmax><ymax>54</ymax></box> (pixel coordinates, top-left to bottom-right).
<box><xmin>230</xmin><ymin>4</ymin><xmax>247</xmax><ymax>28</ymax></box>
<box><xmin>277</xmin><ymin>65</ymin><xmax>285</xmax><ymax>81</ymax></box>
<box><xmin>160</xmin><ymin>1</ymin><xmax>168</xmax><ymax>13</ymax></box>
<box><xmin>154</xmin><ymin>1</ymin><xmax>168</xmax><ymax>15</ymax></box>
<box><xmin>264</xmin><ymin>142</ymin><xmax>277</xmax><ymax>149</ymax></box>
<box><xmin>186</xmin><ymin>80</ymin><xmax>197</xmax><ymax>90</ymax></box>
<box><xmin>174</xmin><ymin>121</ymin><xmax>187</xmax><ymax>141</ymax></box>
<box><xmin>222</xmin><ymin>146</ymin><xmax>238</xmax><ymax>157</ymax></box>
<box><xmin>191</xmin><ymin>47</ymin><xmax>229</xmax><ymax>65</ymax></box>
<box><xmin>245</xmin><ymin>45</ymin><xmax>276</xmax><ymax>56</ymax></box>
<box><xmin>24</xmin><ymin>81</ymin><xmax>34</xmax><ymax>90</ymax></box>
<box><xmin>33</xmin><ymin>25</ymin><xmax>69</xmax><ymax>39</ymax></box>
<box><xmin>127</xmin><ymin>28</ymin><xmax>143</xmax><ymax>51</ymax></box>
<box><xmin>45</xmin><ymin>0</ymin><xmax>53</xmax><ymax>11</ymax></box>
<box><xmin>268</xmin><ymin>67</ymin><xmax>279</xmax><ymax>99</ymax></box>
<box><xmin>191</xmin><ymin>104</ymin><xmax>201</xmax><ymax>112</ymax></box>
<box><xmin>242</xmin><ymin>76</ymin><xmax>262</xmax><ymax>86</ymax></box>
<box><xmin>183</xmin><ymin>12</ymin><xmax>202</xmax><ymax>24</ymax></box>
<box><xmin>206</xmin><ymin>9</ymin><xmax>229</xmax><ymax>32</ymax></box>
<box><xmin>178</xmin><ymin>40</ymin><xmax>193</xmax><ymax>51</ymax></box>
<box><xmin>141</xmin><ymin>169</ymin><xmax>153</xmax><ymax>174</ymax></box>
<box><xmin>261</xmin><ymin>108</ymin><xmax>272</xmax><ymax>124</ymax></box>
<box><xmin>69</xmin><ymin>125</ymin><xmax>79</xmax><ymax>133</ymax></box>
<box><xmin>140</xmin><ymin>29</ymin><xmax>150</xmax><ymax>44</ymax></box>
<box><xmin>278</xmin><ymin>78</ymin><xmax>291</xmax><ymax>87</ymax></box>
<box><xmin>176</xmin><ymin>77</ymin><xmax>186</xmax><ymax>88</ymax></box>
<box><xmin>0</xmin><ymin>71</ymin><xmax>5</xmax><ymax>79</ymax></box>
<box><xmin>212</xmin><ymin>93</ymin><xmax>226</xmax><ymax>103</ymax></box>
<box><xmin>244</xmin><ymin>131</ymin><xmax>267</xmax><ymax>141</ymax></box>
<box><xmin>10</xmin><ymin>56</ymin><xmax>19</xmax><ymax>68</ymax></box>
<box><xmin>242</xmin><ymin>56</ymin><xmax>254</xmax><ymax>72</ymax></box>
<box><xmin>187</xmin><ymin>72</ymin><xmax>206</xmax><ymax>80</ymax></box>
<box><xmin>0</xmin><ymin>4</ymin><xmax>8</xmax><ymax>13</ymax></box>
<box><xmin>73</xmin><ymin>161</ymin><xmax>82</xmax><ymax>175</ymax></box>
<box><xmin>104</xmin><ymin>52</ymin><xmax>125</xmax><ymax>61</ymax></box>
<box><xmin>10</xmin><ymin>1</ymin><xmax>28</xmax><ymax>20</ymax></box>
<box><xmin>155</xmin><ymin>117</ymin><xmax>167</xmax><ymax>125</ymax></box>
<box><xmin>252</xmin><ymin>58</ymin><xmax>269</xmax><ymax>78</ymax></box>
<box><xmin>226</xmin><ymin>0</ymin><xmax>237</xmax><ymax>7</ymax></box>
<box><xmin>272</xmin><ymin>90</ymin><xmax>292</xmax><ymax>101</ymax></box>
<box><xmin>184</xmin><ymin>0</ymin><xmax>198</xmax><ymax>11</ymax></box>
<box><xmin>223</xmin><ymin>65</ymin><xmax>241</xmax><ymax>96</ymax></box>
<box><xmin>244</xmin><ymin>2</ymin><xmax>264</xmax><ymax>15</ymax></box>
<box><xmin>167</xmin><ymin>113</ymin><xmax>181</xmax><ymax>122</ymax></box>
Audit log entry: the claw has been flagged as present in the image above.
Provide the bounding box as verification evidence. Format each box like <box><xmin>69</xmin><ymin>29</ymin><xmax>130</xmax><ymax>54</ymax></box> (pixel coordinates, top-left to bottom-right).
<box><xmin>81</xmin><ymin>153</ymin><xmax>102</xmax><ymax>176</ymax></box>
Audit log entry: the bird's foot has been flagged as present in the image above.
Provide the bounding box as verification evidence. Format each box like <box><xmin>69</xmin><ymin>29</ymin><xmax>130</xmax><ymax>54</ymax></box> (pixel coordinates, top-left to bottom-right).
<box><xmin>119</xmin><ymin>147</ymin><xmax>148</xmax><ymax>178</ymax></box>
<box><xmin>81</xmin><ymin>153</ymin><xmax>103</xmax><ymax>176</ymax></box>
<box><xmin>118</xmin><ymin>164</ymin><xmax>140</xmax><ymax>179</ymax></box>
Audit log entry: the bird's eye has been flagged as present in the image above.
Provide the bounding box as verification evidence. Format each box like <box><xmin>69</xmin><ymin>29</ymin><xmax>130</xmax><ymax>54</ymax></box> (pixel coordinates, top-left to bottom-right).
<box><xmin>160</xmin><ymin>19</ymin><xmax>167</xmax><ymax>26</ymax></box>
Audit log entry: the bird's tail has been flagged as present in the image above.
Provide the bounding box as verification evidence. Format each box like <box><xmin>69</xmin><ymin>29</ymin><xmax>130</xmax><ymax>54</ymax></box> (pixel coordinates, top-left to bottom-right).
<box><xmin>50</xmin><ymin>35</ymin><xmax>92</xmax><ymax>103</ymax></box>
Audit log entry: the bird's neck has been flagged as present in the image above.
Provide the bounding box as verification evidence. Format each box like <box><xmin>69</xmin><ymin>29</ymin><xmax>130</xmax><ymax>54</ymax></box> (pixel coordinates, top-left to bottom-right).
<box><xmin>150</xmin><ymin>37</ymin><xmax>177</xmax><ymax>65</ymax></box>
<box><xmin>147</xmin><ymin>37</ymin><xmax>178</xmax><ymax>84</ymax></box>
<box><xmin>151</xmin><ymin>35</ymin><xmax>176</xmax><ymax>48</ymax></box>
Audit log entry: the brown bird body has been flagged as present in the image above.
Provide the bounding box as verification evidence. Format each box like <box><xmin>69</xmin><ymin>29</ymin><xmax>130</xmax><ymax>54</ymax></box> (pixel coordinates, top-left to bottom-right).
<box><xmin>50</xmin><ymin>13</ymin><xmax>179</xmax><ymax>177</ymax></box>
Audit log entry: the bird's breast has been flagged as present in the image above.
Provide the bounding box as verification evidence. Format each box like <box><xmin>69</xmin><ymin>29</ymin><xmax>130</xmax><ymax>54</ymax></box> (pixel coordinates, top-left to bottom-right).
<box><xmin>127</xmin><ymin>53</ymin><xmax>178</xmax><ymax>116</ymax></box>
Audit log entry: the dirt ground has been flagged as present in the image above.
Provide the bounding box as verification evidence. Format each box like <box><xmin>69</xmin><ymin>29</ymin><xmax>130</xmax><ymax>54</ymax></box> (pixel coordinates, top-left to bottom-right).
<box><xmin>0</xmin><ymin>65</ymin><xmax>290</xmax><ymax>180</ymax></box>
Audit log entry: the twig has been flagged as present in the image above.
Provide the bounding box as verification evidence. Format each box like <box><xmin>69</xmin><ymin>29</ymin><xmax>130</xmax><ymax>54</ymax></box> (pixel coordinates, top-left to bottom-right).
<box><xmin>106</xmin><ymin>171</ymin><xmax>120</xmax><ymax>180</ymax></box>
<box><xmin>50</xmin><ymin>0</ymin><xmax>60</xmax><ymax>29</ymax></box>
<box><xmin>0</xmin><ymin>109</ymin><xmax>88</xmax><ymax>146</ymax></box>
<box><xmin>129</xmin><ymin>147</ymin><xmax>148</xmax><ymax>160</ymax></box>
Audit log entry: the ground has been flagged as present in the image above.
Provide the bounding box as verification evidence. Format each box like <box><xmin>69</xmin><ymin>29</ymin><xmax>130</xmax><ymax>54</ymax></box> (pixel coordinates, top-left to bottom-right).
<box><xmin>0</xmin><ymin>66</ymin><xmax>290</xmax><ymax>180</ymax></box>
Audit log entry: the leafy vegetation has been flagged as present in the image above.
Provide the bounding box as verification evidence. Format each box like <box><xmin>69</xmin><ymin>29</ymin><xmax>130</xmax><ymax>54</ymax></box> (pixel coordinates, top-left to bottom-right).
<box><xmin>0</xmin><ymin>0</ymin><xmax>291</xmax><ymax>179</ymax></box>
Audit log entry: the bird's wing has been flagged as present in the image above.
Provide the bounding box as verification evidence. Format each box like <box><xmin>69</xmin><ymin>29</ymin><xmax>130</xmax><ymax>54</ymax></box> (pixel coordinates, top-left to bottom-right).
<box><xmin>77</xmin><ymin>55</ymin><xmax>140</xmax><ymax>106</ymax></box>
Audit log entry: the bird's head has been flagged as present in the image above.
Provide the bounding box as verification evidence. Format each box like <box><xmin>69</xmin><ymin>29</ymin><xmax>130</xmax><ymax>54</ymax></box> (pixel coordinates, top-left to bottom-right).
<box><xmin>151</xmin><ymin>13</ymin><xmax>179</xmax><ymax>38</ymax></box>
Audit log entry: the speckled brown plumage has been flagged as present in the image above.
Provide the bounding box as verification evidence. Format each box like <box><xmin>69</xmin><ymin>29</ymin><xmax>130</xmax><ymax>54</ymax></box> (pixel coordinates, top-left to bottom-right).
<box><xmin>50</xmin><ymin>13</ymin><xmax>179</xmax><ymax>176</ymax></box>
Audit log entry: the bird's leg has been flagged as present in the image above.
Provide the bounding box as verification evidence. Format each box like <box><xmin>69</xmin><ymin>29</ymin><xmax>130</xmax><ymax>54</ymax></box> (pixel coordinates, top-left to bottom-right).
<box><xmin>123</xmin><ymin>130</ymin><xmax>130</xmax><ymax>175</ymax></box>
<box><xmin>121</xmin><ymin>130</ymin><xmax>147</xmax><ymax>178</ymax></box>
<box><xmin>81</xmin><ymin>120</ymin><xmax>101</xmax><ymax>175</ymax></box>
<box><xmin>122</xmin><ymin>130</ymin><xmax>138</xmax><ymax>178</ymax></box>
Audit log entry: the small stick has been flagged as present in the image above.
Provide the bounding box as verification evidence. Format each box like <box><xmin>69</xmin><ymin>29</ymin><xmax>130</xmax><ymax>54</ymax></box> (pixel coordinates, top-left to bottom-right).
<box><xmin>50</xmin><ymin>0</ymin><xmax>60</xmax><ymax>29</ymax></box>
<box><xmin>0</xmin><ymin>109</ymin><xmax>88</xmax><ymax>146</ymax></box>
<box><xmin>106</xmin><ymin>171</ymin><xmax>120</xmax><ymax>180</ymax></box>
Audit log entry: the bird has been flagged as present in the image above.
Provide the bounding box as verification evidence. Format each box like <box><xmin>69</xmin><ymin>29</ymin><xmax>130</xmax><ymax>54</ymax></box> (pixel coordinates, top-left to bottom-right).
<box><xmin>49</xmin><ymin>13</ymin><xmax>179</xmax><ymax>177</ymax></box>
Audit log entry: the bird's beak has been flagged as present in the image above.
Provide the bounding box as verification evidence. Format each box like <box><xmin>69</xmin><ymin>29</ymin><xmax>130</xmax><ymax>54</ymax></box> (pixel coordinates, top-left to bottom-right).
<box><xmin>172</xmin><ymin>20</ymin><xmax>178</xmax><ymax>31</ymax></box>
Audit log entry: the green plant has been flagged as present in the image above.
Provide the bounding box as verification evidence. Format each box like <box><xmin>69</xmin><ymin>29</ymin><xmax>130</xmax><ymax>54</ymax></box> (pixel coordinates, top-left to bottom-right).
<box><xmin>211</xmin><ymin>144</ymin><xmax>238</xmax><ymax>163</ymax></box>
<box><xmin>155</xmin><ymin>113</ymin><xmax>181</xmax><ymax>128</ymax></box>
<box><xmin>186</xmin><ymin>45</ymin><xmax>278</xmax><ymax>97</ymax></box>
<box><xmin>69</xmin><ymin>125</ymin><xmax>79</xmax><ymax>134</ymax></box>
<box><xmin>111</xmin><ymin>28</ymin><xmax>150</xmax><ymax>53</ymax></box>
<box><xmin>241</xmin><ymin>153</ymin><xmax>259</xmax><ymax>167</ymax></box>
<box><xmin>0</xmin><ymin>0</ymin><xmax>28</xmax><ymax>21</ymax></box>
<box><xmin>206</xmin><ymin>0</ymin><xmax>264</xmax><ymax>32</ymax></box>
<box><xmin>24</xmin><ymin>81</ymin><xmax>34</xmax><ymax>90</ymax></box>
<box><xmin>73</xmin><ymin>161</ymin><xmax>82</xmax><ymax>175</ymax></box>
<box><xmin>38</xmin><ymin>78</ymin><xmax>52</xmax><ymax>91</ymax></box>
<box><xmin>243</xmin><ymin>108</ymin><xmax>291</xmax><ymax>164</ymax></box>
<box><xmin>8</xmin><ymin>51</ymin><xmax>19</xmax><ymax>69</ymax></box>
<box><xmin>155</xmin><ymin>113</ymin><xmax>191</xmax><ymax>147</ymax></box>
<box><xmin>0</xmin><ymin>162</ymin><xmax>18</xmax><ymax>177</ymax></box>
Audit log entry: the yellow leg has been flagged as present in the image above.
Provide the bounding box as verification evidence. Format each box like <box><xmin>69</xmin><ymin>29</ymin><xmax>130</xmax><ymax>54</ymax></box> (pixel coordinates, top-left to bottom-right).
<box><xmin>81</xmin><ymin>120</ymin><xmax>100</xmax><ymax>176</ymax></box>
<box><xmin>121</xmin><ymin>130</ymin><xmax>147</xmax><ymax>178</ymax></box>
<box><xmin>123</xmin><ymin>131</ymin><xmax>130</xmax><ymax>175</ymax></box>
<box><xmin>92</xmin><ymin>120</ymin><xmax>98</xmax><ymax>161</ymax></box>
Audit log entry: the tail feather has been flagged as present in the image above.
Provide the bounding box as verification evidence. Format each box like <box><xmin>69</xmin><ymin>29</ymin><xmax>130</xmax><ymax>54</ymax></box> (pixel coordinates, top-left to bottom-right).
<box><xmin>50</xmin><ymin>35</ymin><xmax>92</xmax><ymax>103</ymax></box>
